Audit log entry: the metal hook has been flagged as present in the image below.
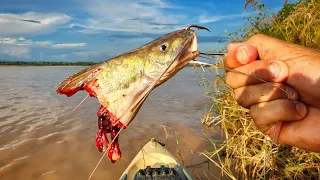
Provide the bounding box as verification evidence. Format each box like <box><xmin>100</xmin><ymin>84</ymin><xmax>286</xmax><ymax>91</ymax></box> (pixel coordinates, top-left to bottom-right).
<box><xmin>185</xmin><ymin>24</ymin><xmax>210</xmax><ymax>32</ymax></box>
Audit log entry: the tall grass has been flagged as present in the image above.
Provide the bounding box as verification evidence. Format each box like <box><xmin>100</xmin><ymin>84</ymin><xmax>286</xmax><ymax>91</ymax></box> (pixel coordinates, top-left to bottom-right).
<box><xmin>258</xmin><ymin>0</ymin><xmax>320</xmax><ymax>49</ymax></box>
<box><xmin>200</xmin><ymin>0</ymin><xmax>320</xmax><ymax>179</ymax></box>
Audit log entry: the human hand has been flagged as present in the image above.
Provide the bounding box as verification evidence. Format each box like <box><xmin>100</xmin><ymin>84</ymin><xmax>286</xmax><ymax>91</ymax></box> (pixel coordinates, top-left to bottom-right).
<box><xmin>224</xmin><ymin>34</ymin><xmax>320</xmax><ymax>152</ymax></box>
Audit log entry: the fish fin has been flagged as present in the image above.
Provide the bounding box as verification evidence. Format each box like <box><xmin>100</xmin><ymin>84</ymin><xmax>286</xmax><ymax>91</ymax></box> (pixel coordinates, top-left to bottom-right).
<box><xmin>117</xmin><ymin>78</ymin><xmax>155</xmax><ymax>126</ymax></box>
<box><xmin>56</xmin><ymin>63</ymin><xmax>104</xmax><ymax>97</ymax></box>
<box><xmin>119</xmin><ymin>91</ymin><xmax>150</xmax><ymax>126</ymax></box>
<box><xmin>119</xmin><ymin>54</ymin><xmax>179</xmax><ymax>126</ymax></box>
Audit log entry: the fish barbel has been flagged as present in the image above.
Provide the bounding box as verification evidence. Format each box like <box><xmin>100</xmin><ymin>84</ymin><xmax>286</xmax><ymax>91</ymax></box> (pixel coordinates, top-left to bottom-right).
<box><xmin>56</xmin><ymin>25</ymin><xmax>206</xmax><ymax>163</ymax></box>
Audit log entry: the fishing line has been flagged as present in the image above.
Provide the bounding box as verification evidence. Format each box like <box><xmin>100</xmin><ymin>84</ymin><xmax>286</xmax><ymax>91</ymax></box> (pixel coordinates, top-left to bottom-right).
<box><xmin>199</xmin><ymin>52</ymin><xmax>226</xmax><ymax>56</ymax></box>
<box><xmin>72</xmin><ymin>94</ymin><xmax>89</xmax><ymax>112</ymax></box>
<box><xmin>186</xmin><ymin>160</ymin><xmax>209</xmax><ymax>168</ymax></box>
<box><xmin>263</xmin><ymin>122</ymin><xmax>277</xmax><ymax>179</ymax></box>
<box><xmin>86</xmin><ymin>54</ymin><xmax>181</xmax><ymax>179</ymax></box>
<box><xmin>141</xmin><ymin>148</ymin><xmax>166</xmax><ymax>164</ymax></box>
<box><xmin>192</xmin><ymin>55</ymin><xmax>290</xmax><ymax>179</ymax></box>
<box><xmin>192</xmin><ymin>56</ymin><xmax>290</xmax><ymax>99</ymax></box>
<box><xmin>88</xmin><ymin>127</ymin><xmax>123</xmax><ymax>180</ymax></box>
<box><xmin>89</xmin><ymin>41</ymin><xmax>198</xmax><ymax>179</ymax></box>
<box><xmin>100</xmin><ymin>51</ymin><xmax>180</xmax><ymax>121</ymax></box>
<box><xmin>117</xmin><ymin>49</ymin><xmax>198</xmax><ymax>123</ymax></box>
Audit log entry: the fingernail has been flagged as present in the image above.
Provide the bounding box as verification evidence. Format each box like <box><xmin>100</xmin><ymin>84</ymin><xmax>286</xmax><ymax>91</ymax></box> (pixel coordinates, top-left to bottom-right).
<box><xmin>269</xmin><ymin>62</ymin><xmax>280</xmax><ymax>79</ymax></box>
<box><xmin>285</xmin><ymin>86</ymin><xmax>298</xmax><ymax>100</ymax></box>
<box><xmin>295</xmin><ymin>102</ymin><xmax>306</xmax><ymax>116</ymax></box>
<box><xmin>236</xmin><ymin>46</ymin><xmax>248</xmax><ymax>64</ymax></box>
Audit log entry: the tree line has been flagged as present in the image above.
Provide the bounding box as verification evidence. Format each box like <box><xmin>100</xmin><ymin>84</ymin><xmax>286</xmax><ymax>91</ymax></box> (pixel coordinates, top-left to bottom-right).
<box><xmin>0</xmin><ymin>61</ymin><xmax>98</xmax><ymax>66</ymax></box>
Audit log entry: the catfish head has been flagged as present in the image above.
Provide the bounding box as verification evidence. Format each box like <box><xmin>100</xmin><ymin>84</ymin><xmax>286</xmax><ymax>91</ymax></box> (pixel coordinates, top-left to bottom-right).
<box><xmin>132</xmin><ymin>26</ymin><xmax>200</xmax><ymax>86</ymax></box>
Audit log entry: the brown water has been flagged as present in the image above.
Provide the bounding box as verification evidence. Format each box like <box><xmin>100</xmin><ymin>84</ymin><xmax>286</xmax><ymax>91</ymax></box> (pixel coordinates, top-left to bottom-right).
<box><xmin>0</xmin><ymin>66</ymin><xmax>223</xmax><ymax>180</ymax></box>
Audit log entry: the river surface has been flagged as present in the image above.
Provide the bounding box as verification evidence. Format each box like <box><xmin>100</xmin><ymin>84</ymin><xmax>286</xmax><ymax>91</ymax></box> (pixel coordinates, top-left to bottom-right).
<box><xmin>0</xmin><ymin>66</ymin><xmax>223</xmax><ymax>180</ymax></box>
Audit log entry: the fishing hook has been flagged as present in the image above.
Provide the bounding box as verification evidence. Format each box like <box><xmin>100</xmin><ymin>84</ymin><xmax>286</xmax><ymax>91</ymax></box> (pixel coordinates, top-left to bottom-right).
<box><xmin>185</xmin><ymin>24</ymin><xmax>210</xmax><ymax>32</ymax></box>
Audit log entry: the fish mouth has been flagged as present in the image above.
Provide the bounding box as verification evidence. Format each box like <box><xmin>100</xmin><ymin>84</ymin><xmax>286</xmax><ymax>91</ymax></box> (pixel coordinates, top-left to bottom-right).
<box><xmin>185</xmin><ymin>31</ymin><xmax>200</xmax><ymax>61</ymax></box>
<box><xmin>189</xmin><ymin>31</ymin><xmax>199</xmax><ymax>55</ymax></box>
<box><xmin>173</xmin><ymin>31</ymin><xmax>200</xmax><ymax>71</ymax></box>
<box><xmin>161</xmin><ymin>30</ymin><xmax>199</xmax><ymax>81</ymax></box>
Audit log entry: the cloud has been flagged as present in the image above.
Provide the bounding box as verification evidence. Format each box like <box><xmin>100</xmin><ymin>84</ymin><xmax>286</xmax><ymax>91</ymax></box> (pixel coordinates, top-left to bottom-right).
<box><xmin>74</xmin><ymin>0</ymin><xmax>186</xmax><ymax>34</ymax></box>
<box><xmin>0</xmin><ymin>37</ymin><xmax>52</xmax><ymax>47</ymax></box>
<box><xmin>0</xmin><ymin>11</ymin><xmax>71</xmax><ymax>37</ymax></box>
<box><xmin>0</xmin><ymin>37</ymin><xmax>89</xmax><ymax>61</ymax></box>
<box><xmin>52</xmin><ymin>43</ymin><xmax>87</xmax><ymax>48</ymax></box>
<box><xmin>199</xmin><ymin>12</ymin><xmax>251</xmax><ymax>23</ymax></box>
<box><xmin>0</xmin><ymin>45</ymin><xmax>30</xmax><ymax>59</ymax></box>
<box><xmin>0</xmin><ymin>37</ymin><xmax>86</xmax><ymax>49</ymax></box>
<box><xmin>0</xmin><ymin>37</ymin><xmax>52</xmax><ymax>59</ymax></box>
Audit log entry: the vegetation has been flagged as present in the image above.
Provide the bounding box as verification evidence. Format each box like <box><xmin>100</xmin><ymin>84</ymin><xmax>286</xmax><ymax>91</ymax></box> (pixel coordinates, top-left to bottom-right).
<box><xmin>230</xmin><ymin>0</ymin><xmax>320</xmax><ymax>48</ymax></box>
<box><xmin>0</xmin><ymin>60</ymin><xmax>199</xmax><ymax>67</ymax></box>
<box><xmin>200</xmin><ymin>0</ymin><xmax>320</xmax><ymax>179</ymax></box>
<box><xmin>0</xmin><ymin>61</ymin><xmax>97</xmax><ymax>66</ymax></box>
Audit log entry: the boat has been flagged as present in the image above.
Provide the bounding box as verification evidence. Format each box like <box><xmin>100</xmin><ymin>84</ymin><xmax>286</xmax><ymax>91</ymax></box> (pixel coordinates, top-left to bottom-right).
<box><xmin>119</xmin><ymin>138</ymin><xmax>193</xmax><ymax>180</ymax></box>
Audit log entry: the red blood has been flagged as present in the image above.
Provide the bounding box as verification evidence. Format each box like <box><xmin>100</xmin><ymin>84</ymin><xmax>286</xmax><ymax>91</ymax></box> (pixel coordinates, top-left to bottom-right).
<box><xmin>84</xmin><ymin>86</ymin><xmax>97</xmax><ymax>97</ymax></box>
<box><xmin>57</xmin><ymin>67</ymin><xmax>126</xmax><ymax>163</ymax></box>
<box><xmin>94</xmin><ymin>106</ymin><xmax>128</xmax><ymax>163</ymax></box>
<box><xmin>95</xmin><ymin>129</ymin><xmax>104</xmax><ymax>152</ymax></box>
<box><xmin>101</xmin><ymin>130</ymin><xmax>109</xmax><ymax>150</ymax></box>
<box><xmin>108</xmin><ymin>140</ymin><xmax>121</xmax><ymax>163</ymax></box>
<box><xmin>57</xmin><ymin>68</ymin><xmax>101</xmax><ymax>97</ymax></box>
<box><xmin>96</xmin><ymin>106</ymin><xmax>108</xmax><ymax>117</ymax></box>
<box><xmin>96</xmin><ymin>106</ymin><xmax>120</xmax><ymax>127</ymax></box>
<box><xmin>62</xmin><ymin>87</ymin><xmax>82</xmax><ymax>97</ymax></box>
<box><xmin>111</xmin><ymin>128</ymin><xmax>119</xmax><ymax>140</ymax></box>
<box><xmin>98</xmin><ymin>116</ymin><xmax>112</xmax><ymax>131</ymax></box>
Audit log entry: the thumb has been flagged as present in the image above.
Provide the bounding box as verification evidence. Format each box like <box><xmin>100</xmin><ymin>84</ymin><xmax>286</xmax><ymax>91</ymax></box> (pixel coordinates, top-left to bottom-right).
<box><xmin>224</xmin><ymin>43</ymin><xmax>258</xmax><ymax>69</ymax></box>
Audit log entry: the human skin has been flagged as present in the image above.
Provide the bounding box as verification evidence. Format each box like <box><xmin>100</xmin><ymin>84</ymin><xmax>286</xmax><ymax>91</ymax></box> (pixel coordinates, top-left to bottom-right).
<box><xmin>224</xmin><ymin>34</ymin><xmax>320</xmax><ymax>152</ymax></box>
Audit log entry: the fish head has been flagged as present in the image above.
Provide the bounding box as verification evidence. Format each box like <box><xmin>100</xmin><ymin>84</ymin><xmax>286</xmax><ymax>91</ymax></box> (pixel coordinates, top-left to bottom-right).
<box><xmin>140</xmin><ymin>28</ymin><xmax>200</xmax><ymax>83</ymax></box>
<box><xmin>148</xmin><ymin>28</ymin><xmax>198</xmax><ymax>64</ymax></box>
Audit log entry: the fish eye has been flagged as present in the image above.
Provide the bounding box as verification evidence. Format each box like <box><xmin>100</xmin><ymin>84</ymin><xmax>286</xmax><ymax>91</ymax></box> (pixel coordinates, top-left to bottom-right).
<box><xmin>160</xmin><ymin>43</ymin><xmax>168</xmax><ymax>51</ymax></box>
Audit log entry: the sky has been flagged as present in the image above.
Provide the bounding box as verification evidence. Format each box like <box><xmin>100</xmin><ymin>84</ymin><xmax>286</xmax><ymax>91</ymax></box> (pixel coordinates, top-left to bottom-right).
<box><xmin>0</xmin><ymin>0</ymin><xmax>295</xmax><ymax>62</ymax></box>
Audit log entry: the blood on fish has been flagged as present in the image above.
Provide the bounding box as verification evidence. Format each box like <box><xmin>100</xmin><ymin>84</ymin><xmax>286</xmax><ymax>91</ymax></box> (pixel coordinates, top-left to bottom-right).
<box><xmin>94</xmin><ymin>105</ymin><xmax>124</xmax><ymax>162</ymax></box>
<box><xmin>57</xmin><ymin>72</ymin><xmax>125</xmax><ymax>163</ymax></box>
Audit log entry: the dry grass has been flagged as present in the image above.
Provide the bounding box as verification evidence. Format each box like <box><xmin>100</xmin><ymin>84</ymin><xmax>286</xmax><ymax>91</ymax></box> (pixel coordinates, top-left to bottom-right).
<box><xmin>270</xmin><ymin>0</ymin><xmax>320</xmax><ymax>49</ymax></box>
<box><xmin>200</xmin><ymin>70</ymin><xmax>320</xmax><ymax>179</ymax></box>
<box><xmin>199</xmin><ymin>1</ymin><xmax>320</xmax><ymax>179</ymax></box>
